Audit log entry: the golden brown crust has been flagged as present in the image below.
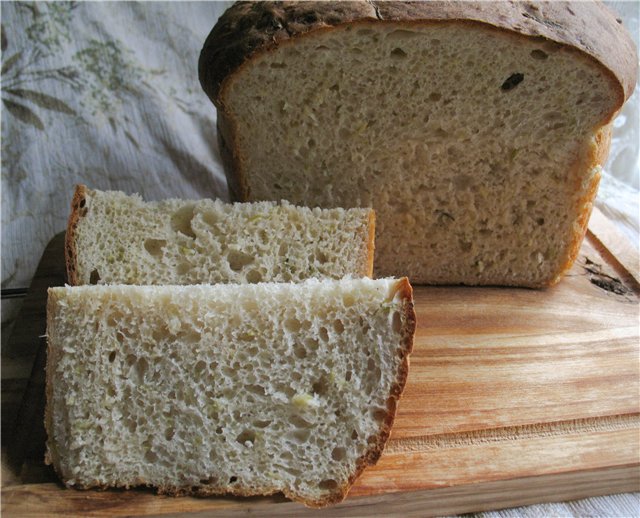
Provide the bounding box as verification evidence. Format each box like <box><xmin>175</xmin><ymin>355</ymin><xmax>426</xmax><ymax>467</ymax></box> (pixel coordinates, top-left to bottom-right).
<box><xmin>65</xmin><ymin>185</ymin><xmax>89</xmax><ymax>286</ymax></box>
<box><xmin>365</xmin><ymin>210</ymin><xmax>376</xmax><ymax>278</ymax></box>
<box><xmin>541</xmin><ymin>122</ymin><xmax>611</xmax><ymax>288</ymax></box>
<box><xmin>199</xmin><ymin>1</ymin><xmax>637</xmax><ymax>109</ymax></box>
<box><xmin>325</xmin><ymin>277</ymin><xmax>415</xmax><ymax>506</ymax></box>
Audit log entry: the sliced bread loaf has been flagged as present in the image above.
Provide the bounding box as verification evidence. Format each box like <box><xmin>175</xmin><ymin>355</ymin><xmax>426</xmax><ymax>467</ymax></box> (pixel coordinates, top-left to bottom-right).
<box><xmin>45</xmin><ymin>278</ymin><xmax>415</xmax><ymax>507</ymax></box>
<box><xmin>199</xmin><ymin>1</ymin><xmax>637</xmax><ymax>287</ymax></box>
<box><xmin>65</xmin><ymin>185</ymin><xmax>374</xmax><ymax>285</ymax></box>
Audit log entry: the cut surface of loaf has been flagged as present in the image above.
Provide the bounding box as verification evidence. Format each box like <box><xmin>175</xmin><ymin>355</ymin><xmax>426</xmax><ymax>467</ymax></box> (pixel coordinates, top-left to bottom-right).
<box><xmin>45</xmin><ymin>278</ymin><xmax>415</xmax><ymax>507</ymax></box>
<box><xmin>66</xmin><ymin>185</ymin><xmax>374</xmax><ymax>285</ymax></box>
<box><xmin>199</xmin><ymin>1</ymin><xmax>637</xmax><ymax>287</ymax></box>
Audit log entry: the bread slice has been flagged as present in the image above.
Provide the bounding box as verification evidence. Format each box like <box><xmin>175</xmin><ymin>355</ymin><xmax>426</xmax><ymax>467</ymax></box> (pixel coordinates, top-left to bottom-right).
<box><xmin>199</xmin><ymin>1</ymin><xmax>637</xmax><ymax>287</ymax></box>
<box><xmin>65</xmin><ymin>185</ymin><xmax>375</xmax><ymax>286</ymax></box>
<box><xmin>45</xmin><ymin>278</ymin><xmax>415</xmax><ymax>507</ymax></box>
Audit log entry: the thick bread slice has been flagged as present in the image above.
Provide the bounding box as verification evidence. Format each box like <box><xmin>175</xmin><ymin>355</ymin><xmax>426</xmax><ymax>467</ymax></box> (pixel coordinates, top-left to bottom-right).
<box><xmin>199</xmin><ymin>1</ymin><xmax>637</xmax><ymax>287</ymax></box>
<box><xmin>65</xmin><ymin>185</ymin><xmax>375</xmax><ymax>285</ymax></box>
<box><xmin>45</xmin><ymin>278</ymin><xmax>415</xmax><ymax>507</ymax></box>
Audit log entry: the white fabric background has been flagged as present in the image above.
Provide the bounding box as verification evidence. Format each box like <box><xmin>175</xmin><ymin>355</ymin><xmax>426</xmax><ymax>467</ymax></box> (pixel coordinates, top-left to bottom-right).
<box><xmin>1</xmin><ymin>2</ymin><xmax>638</xmax><ymax>516</ymax></box>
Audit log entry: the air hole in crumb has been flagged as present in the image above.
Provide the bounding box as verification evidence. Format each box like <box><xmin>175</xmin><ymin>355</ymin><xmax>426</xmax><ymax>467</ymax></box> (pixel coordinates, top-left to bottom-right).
<box><xmin>194</xmin><ymin>360</ymin><xmax>206</xmax><ymax>376</ymax></box>
<box><xmin>290</xmin><ymin>415</ymin><xmax>312</xmax><ymax>428</ymax></box>
<box><xmin>228</xmin><ymin>250</ymin><xmax>254</xmax><ymax>271</ymax></box>
<box><xmin>333</xmin><ymin>319</ymin><xmax>345</xmax><ymax>334</ymax></box>
<box><xmin>201</xmin><ymin>211</ymin><xmax>218</xmax><ymax>228</ymax></box>
<box><xmin>345</xmin><ymin>371</ymin><xmax>352</xmax><ymax>382</ymax></box>
<box><xmin>145</xmin><ymin>450</ymin><xmax>158</xmax><ymax>462</ymax></box>
<box><xmin>530</xmin><ymin>49</ymin><xmax>548</xmax><ymax>60</ymax></box>
<box><xmin>253</xmin><ymin>419</ymin><xmax>271</xmax><ymax>428</ymax></box>
<box><xmin>246</xmin><ymin>269</ymin><xmax>262</xmax><ymax>283</ymax></box>
<box><xmin>246</xmin><ymin>384</ymin><xmax>266</xmax><ymax>396</ymax></box>
<box><xmin>165</xmin><ymin>427</ymin><xmax>175</xmax><ymax>441</ymax></box>
<box><xmin>351</xmin><ymin>430</ymin><xmax>359</xmax><ymax>440</ymax></box>
<box><xmin>367</xmin><ymin>358</ymin><xmax>376</xmax><ymax>371</ymax></box>
<box><xmin>284</xmin><ymin>317</ymin><xmax>302</xmax><ymax>333</ymax></box>
<box><xmin>304</xmin><ymin>337</ymin><xmax>319</xmax><ymax>351</ymax></box>
<box><xmin>392</xmin><ymin>311</ymin><xmax>402</xmax><ymax>333</ymax></box>
<box><xmin>79</xmin><ymin>198</ymin><xmax>86</xmax><ymax>209</ymax></box>
<box><xmin>108</xmin><ymin>351</ymin><xmax>116</xmax><ymax>363</ymax></box>
<box><xmin>313</xmin><ymin>377</ymin><xmax>329</xmax><ymax>396</ymax></box>
<box><xmin>331</xmin><ymin>447</ymin><xmax>346</xmax><ymax>461</ymax></box>
<box><xmin>501</xmin><ymin>73</ymin><xmax>524</xmax><ymax>91</ymax></box>
<box><xmin>316</xmin><ymin>250</ymin><xmax>328</xmax><ymax>264</ymax></box>
<box><xmin>390</xmin><ymin>47</ymin><xmax>407</xmax><ymax>59</ymax></box>
<box><xmin>229</xmin><ymin>476</ymin><xmax>238</xmax><ymax>483</ymax></box>
<box><xmin>429</xmin><ymin>92</ymin><xmax>442</xmax><ymax>102</ymax></box>
<box><xmin>292</xmin><ymin>428</ymin><xmax>311</xmax><ymax>443</ymax></box>
<box><xmin>215</xmin><ymin>426</ymin><xmax>223</xmax><ymax>434</ymax></box>
<box><xmin>319</xmin><ymin>327</ymin><xmax>329</xmax><ymax>342</ymax></box>
<box><xmin>144</xmin><ymin>238</ymin><xmax>167</xmax><ymax>257</ymax></box>
<box><xmin>89</xmin><ymin>269</ymin><xmax>101</xmax><ymax>284</ymax></box>
<box><xmin>342</xmin><ymin>293</ymin><xmax>355</xmax><ymax>307</ymax></box>
<box><xmin>372</xmin><ymin>409</ymin><xmax>387</xmax><ymax>422</ymax></box>
<box><xmin>319</xmin><ymin>479</ymin><xmax>338</xmax><ymax>490</ymax></box>
<box><xmin>171</xmin><ymin>205</ymin><xmax>196</xmax><ymax>238</ymax></box>
<box><xmin>237</xmin><ymin>332</ymin><xmax>254</xmax><ymax>342</ymax></box>
<box><xmin>176</xmin><ymin>262</ymin><xmax>190</xmax><ymax>275</ymax></box>
<box><xmin>135</xmin><ymin>357</ymin><xmax>149</xmax><ymax>382</ymax></box>
<box><xmin>236</xmin><ymin>430</ymin><xmax>256</xmax><ymax>446</ymax></box>
<box><xmin>536</xmin><ymin>217</ymin><xmax>545</xmax><ymax>226</ymax></box>
<box><xmin>293</xmin><ymin>344</ymin><xmax>307</xmax><ymax>359</ymax></box>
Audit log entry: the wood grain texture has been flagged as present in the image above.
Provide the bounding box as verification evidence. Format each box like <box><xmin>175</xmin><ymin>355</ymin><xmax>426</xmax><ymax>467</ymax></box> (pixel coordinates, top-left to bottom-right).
<box><xmin>1</xmin><ymin>208</ymin><xmax>638</xmax><ymax>516</ymax></box>
<box><xmin>2</xmin><ymin>466</ymin><xmax>638</xmax><ymax>518</ymax></box>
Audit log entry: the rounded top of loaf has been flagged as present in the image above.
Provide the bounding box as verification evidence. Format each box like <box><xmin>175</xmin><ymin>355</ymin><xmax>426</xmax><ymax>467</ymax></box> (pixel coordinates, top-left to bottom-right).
<box><xmin>199</xmin><ymin>0</ymin><xmax>637</xmax><ymax>110</ymax></box>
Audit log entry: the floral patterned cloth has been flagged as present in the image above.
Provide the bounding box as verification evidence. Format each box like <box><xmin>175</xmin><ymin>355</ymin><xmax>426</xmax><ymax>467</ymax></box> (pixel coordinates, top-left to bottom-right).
<box><xmin>2</xmin><ymin>1</ymin><xmax>231</xmax><ymax>290</ymax></box>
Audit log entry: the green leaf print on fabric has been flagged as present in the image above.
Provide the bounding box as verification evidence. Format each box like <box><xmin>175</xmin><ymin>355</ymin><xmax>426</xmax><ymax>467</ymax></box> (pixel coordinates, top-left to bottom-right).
<box><xmin>1</xmin><ymin>3</ymin><xmax>78</xmax><ymax>130</ymax></box>
<box><xmin>22</xmin><ymin>1</ymin><xmax>77</xmax><ymax>52</ymax></box>
<box><xmin>1</xmin><ymin>51</ymin><xmax>22</xmax><ymax>75</ymax></box>
<box><xmin>4</xmin><ymin>88</ymin><xmax>75</xmax><ymax>115</ymax></box>
<box><xmin>2</xmin><ymin>98</ymin><xmax>44</xmax><ymax>130</ymax></box>
<box><xmin>1</xmin><ymin>1</ymin><xmax>187</xmax><ymax>139</ymax></box>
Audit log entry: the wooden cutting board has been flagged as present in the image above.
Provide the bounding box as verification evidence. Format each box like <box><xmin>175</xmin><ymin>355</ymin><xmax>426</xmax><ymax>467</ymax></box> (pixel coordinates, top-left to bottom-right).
<box><xmin>2</xmin><ymin>208</ymin><xmax>639</xmax><ymax>517</ymax></box>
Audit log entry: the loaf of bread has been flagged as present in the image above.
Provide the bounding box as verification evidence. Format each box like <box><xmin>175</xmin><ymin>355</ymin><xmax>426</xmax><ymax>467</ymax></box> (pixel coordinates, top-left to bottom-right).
<box><xmin>45</xmin><ymin>278</ymin><xmax>415</xmax><ymax>507</ymax></box>
<box><xmin>199</xmin><ymin>1</ymin><xmax>637</xmax><ymax>287</ymax></box>
<box><xmin>65</xmin><ymin>185</ymin><xmax>374</xmax><ymax>285</ymax></box>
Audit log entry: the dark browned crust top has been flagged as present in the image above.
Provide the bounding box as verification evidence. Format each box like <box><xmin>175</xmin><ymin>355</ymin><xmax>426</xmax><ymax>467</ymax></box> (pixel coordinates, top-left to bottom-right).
<box><xmin>199</xmin><ymin>1</ymin><xmax>637</xmax><ymax>109</ymax></box>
